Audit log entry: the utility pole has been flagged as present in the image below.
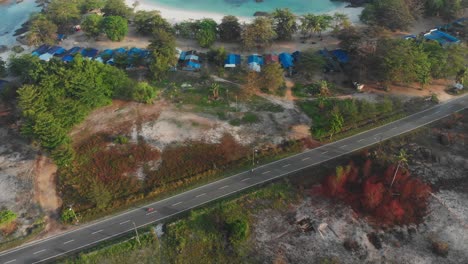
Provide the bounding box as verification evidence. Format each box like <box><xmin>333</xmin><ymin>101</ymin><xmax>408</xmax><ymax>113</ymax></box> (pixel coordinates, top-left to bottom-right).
<box><xmin>235</xmin><ymin>96</ymin><xmax>238</xmax><ymax>112</ymax></box>
<box><xmin>69</xmin><ymin>205</ymin><xmax>79</xmax><ymax>224</ymax></box>
<box><xmin>252</xmin><ymin>147</ymin><xmax>258</xmax><ymax>167</ymax></box>
<box><xmin>133</xmin><ymin>221</ymin><xmax>141</xmax><ymax>245</ymax></box>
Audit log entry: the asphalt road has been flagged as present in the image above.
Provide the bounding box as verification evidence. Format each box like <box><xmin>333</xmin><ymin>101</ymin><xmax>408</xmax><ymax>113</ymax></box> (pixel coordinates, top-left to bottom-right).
<box><xmin>1</xmin><ymin>94</ymin><xmax>467</xmax><ymax>264</ymax></box>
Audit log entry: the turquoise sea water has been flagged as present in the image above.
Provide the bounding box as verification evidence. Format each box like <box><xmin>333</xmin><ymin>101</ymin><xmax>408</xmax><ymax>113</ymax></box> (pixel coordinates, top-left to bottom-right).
<box><xmin>149</xmin><ymin>0</ymin><xmax>345</xmax><ymax>17</ymax></box>
<box><xmin>0</xmin><ymin>0</ymin><xmax>40</xmax><ymax>46</ymax></box>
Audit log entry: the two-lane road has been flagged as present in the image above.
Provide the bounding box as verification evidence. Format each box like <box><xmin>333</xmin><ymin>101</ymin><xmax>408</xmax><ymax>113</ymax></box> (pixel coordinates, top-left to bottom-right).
<box><xmin>1</xmin><ymin>94</ymin><xmax>467</xmax><ymax>264</ymax></box>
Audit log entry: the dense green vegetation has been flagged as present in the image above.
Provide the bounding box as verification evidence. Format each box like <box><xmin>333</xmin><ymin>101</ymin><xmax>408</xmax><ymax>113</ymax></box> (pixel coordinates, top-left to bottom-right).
<box><xmin>102</xmin><ymin>15</ymin><xmax>128</xmax><ymax>41</ymax></box>
<box><xmin>0</xmin><ymin>210</ymin><xmax>17</xmax><ymax>227</ymax></box>
<box><xmin>10</xmin><ymin>54</ymin><xmax>132</xmax><ymax>165</ymax></box>
<box><xmin>361</xmin><ymin>0</ymin><xmax>468</xmax><ymax>30</ymax></box>
<box><xmin>0</xmin><ymin>58</ymin><xmax>6</xmax><ymax>78</ymax></box>
<box><xmin>376</xmin><ymin>39</ymin><xmax>467</xmax><ymax>88</ymax></box>
<box><xmin>61</xmin><ymin>182</ymin><xmax>295</xmax><ymax>264</ymax></box>
<box><xmin>300</xmin><ymin>97</ymin><xmax>402</xmax><ymax>140</ymax></box>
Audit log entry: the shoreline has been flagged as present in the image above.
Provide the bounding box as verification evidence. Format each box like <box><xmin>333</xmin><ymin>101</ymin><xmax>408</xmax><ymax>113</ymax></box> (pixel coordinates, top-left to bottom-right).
<box><xmin>126</xmin><ymin>0</ymin><xmax>364</xmax><ymax>24</ymax></box>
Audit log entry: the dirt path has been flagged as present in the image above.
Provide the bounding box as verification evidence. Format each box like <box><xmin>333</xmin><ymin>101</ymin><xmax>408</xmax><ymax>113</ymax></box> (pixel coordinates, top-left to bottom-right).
<box><xmin>34</xmin><ymin>155</ymin><xmax>62</xmax><ymax>234</ymax></box>
<box><xmin>284</xmin><ymin>78</ymin><xmax>296</xmax><ymax>101</ymax></box>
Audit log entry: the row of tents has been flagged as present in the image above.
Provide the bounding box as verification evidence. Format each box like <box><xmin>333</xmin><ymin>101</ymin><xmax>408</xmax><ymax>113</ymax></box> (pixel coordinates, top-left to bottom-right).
<box><xmin>31</xmin><ymin>45</ymin><xmax>150</xmax><ymax>67</ymax></box>
<box><xmin>404</xmin><ymin>17</ymin><xmax>466</xmax><ymax>45</ymax></box>
<box><xmin>222</xmin><ymin>50</ymin><xmax>349</xmax><ymax>73</ymax></box>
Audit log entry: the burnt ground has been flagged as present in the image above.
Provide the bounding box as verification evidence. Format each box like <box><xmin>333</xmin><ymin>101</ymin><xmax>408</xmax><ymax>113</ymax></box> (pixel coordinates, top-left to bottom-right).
<box><xmin>252</xmin><ymin>110</ymin><xmax>468</xmax><ymax>264</ymax></box>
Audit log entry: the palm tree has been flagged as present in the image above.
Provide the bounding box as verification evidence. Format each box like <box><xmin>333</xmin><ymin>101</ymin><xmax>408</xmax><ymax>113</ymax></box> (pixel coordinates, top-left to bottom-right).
<box><xmin>390</xmin><ymin>149</ymin><xmax>409</xmax><ymax>188</ymax></box>
<box><xmin>210</xmin><ymin>82</ymin><xmax>220</xmax><ymax>100</ymax></box>
<box><xmin>332</xmin><ymin>13</ymin><xmax>351</xmax><ymax>31</ymax></box>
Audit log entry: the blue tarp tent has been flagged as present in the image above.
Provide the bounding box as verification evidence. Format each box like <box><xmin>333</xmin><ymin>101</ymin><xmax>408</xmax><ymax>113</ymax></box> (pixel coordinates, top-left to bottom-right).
<box><xmin>113</xmin><ymin>48</ymin><xmax>127</xmax><ymax>55</ymax></box>
<box><xmin>182</xmin><ymin>60</ymin><xmax>201</xmax><ymax>71</ymax></box>
<box><xmin>67</xmin><ymin>47</ymin><xmax>82</xmax><ymax>55</ymax></box>
<box><xmin>332</xmin><ymin>49</ymin><xmax>349</xmax><ymax>64</ymax></box>
<box><xmin>81</xmin><ymin>48</ymin><xmax>99</xmax><ymax>59</ymax></box>
<box><xmin>247</xmin><ymin>54</ymin><xmax>264</xmax><ymax>65</ymax></box>
<box><xmin>292</xmin><ymin>51</ymin><xmax>301</xmax><ymax>63</ymax></box>
<box><xmin>424</xmin><ymin>29</ymin><xmax>460</xmax><ymax>45</ymax></box>
<box><xmin>54</xmin><ymin>47</ymin><xmax>66</xmax><ymax>56</ymax></box>
<box><xmin>224</xmin><ymin>54</ymin><xmax>241</xmax><ymax>68</ymax></box>
<box><xmin>279</xmin><ymin>53</ymin><xmax>293</xmax><ymax>68</ymax></box>
<box><xmin>0</xmin><ymin>80</ymin><xmax>9</xmax><ymax>92</ymax></box>
<box><xmin>32</xmin><ymin>44</ymin><xmax>50</xmax><ymax>56</ymax></box>
<box><xmin>62</xmin><ymin>55</ymin><xmax>74</xmax><ymax>62</ymax></box>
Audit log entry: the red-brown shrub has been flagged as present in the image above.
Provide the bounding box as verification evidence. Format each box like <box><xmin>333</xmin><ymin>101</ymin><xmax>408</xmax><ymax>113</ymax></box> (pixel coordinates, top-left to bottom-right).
<box><xmin>320</xmin><ymin>159</ymin><xmax>431</xmax><ymax>226</ymax></box>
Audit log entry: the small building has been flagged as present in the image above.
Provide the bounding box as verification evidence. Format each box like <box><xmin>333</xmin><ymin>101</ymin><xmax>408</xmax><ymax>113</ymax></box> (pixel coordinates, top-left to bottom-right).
<box><xmin>279</xmin><ymin>53</ymin><xmax>294</xmax><ymax>69</ymax></box>
<box><xmin>224</xmin><ymin>53</ymin><xmax>241</xmax><ymax>68</ymax></box>
<box><xmin>247</xmin><ymin>54</ymin><xmax>264</xmax><ymax>72</ymax></box>
<box><xmin>264</xmin><ymin>54</ymin><xmax>279</xmax><ymax>64</ymax></box>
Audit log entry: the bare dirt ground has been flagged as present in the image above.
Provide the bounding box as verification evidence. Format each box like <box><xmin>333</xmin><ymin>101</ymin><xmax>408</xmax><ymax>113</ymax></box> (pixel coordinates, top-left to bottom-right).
<box><xmin>252</xmin><ymin>110</ymin><xmax>468</xmax><ymax>264</ymax></box>
<box><xmin>0</xmin><ymin>120</ymin><xmax>41</xmax><ymax>242</ymax></box>
<box><xmin>364</xmin><ymin>79</ymin><xmax>455</xmax><ymax>102</ymax></box>
<box><xmin>33</xmin><ymin>156</ymin><xmax>61</xmax><ymax>236</ymax></box>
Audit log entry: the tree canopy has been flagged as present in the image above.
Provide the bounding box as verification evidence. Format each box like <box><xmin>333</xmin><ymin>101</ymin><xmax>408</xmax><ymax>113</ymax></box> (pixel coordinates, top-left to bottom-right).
<box><xmin>242</xmin><ymin>17</ymin><xmax>277</xmax><ymax>50</ymax></box>
<box><xmin>148</xmin><ymin>29</ymin><xmax>177</xmax><ymax>81</ymax></box>
<box><xmin>26</xmin><ymin>14</ymin><xmax>58</xmax><ymax>46</ymax></box>
<box><xmin>218</xmin><ymin>15</ymin><xmax>241</xmax><ymax>42</ymax></box>
<box><xmin>102</xmin><ymin>15</ymin><xmax>128</xmax><ymax>41</ymax></box>
<box><xmin>45</xmin><ymin>0</ymin><xmax>81</xmax><ymax>28</ymax></box>
<box><xmin>134</xmin><ymin>10</ymin><xmax>172</xmax><ymax>36</ymax></box>
<box><xmin>360</xmin><ymin>0</ymin><xmax>415</xmax><ymax>30</ymax></box>
<box><xmin>12</xmin><ymin>55</ymin><xmax>132</xmax><ymax>164</ymax></box>
<box><xmin>195</xmin><ymin>19</ymin><xmax>218</xmax><ymax>48</ymax></box>
<box><xmin>102</xmin><ymin>0</ymin><xmax>132</xmax><ymax>18</ymax></box>
<box><xmin>82</xmin><ymin>14</ymin><xmax>103</xmax><ymax>38</ymax></box>
<box><xmin>272</xmin><ymin>8</ymin><xmax>298</xmax><ymax>41</ymax></box>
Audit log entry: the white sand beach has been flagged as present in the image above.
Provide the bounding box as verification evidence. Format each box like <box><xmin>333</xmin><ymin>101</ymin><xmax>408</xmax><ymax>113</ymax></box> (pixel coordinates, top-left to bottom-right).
<box><xmin>126</xmin><ymin>0</ymin><xmax>364</xmax><ymax>24</ymax></box>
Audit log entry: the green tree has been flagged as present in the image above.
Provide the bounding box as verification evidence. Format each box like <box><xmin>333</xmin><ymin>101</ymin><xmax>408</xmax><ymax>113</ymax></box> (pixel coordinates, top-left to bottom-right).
<box><xmin>102</xmin><ymin>15</ymin><xmax>128</xmax><ymax>41</ymax></box>
<box><xmin>0</xmin><ymin>210</ymin><xmax>16</xmax><ymax>226</ymax></box>
<box><xmin>90</xmin><ymin>180</ymin><xmax>112</xmax><ymax>210</ymax></box>
<box><xmin>332</xmin><ymin>12</ymin><xmax>351</xmax><ymax>32</ymax></box>
<box><xmin>295</xmin><ymin>49</ymin><xmax>326</xmax><ymax>79</ymax></box>
<box><xmin>102</xmin><ymin>0</ymin><xmax>132</xmax><ymax>18</ymax></box>
<box><xmin>360</xmin><ymin>0</ymin><xmax>414</xmax><ymax>30</ymax></box>
<box><xmin>45</xmin><ymin>0</ymin><xmax>81</xmax><ymax>28</ymax></box>
<box><xmin>196</xmin><ymin>19</ymin><xmax>218</xmax><ymax>48</ymax></box>
<box><xmin>148</xmin><ymin>29</ymin><xmax>177</xmax><ymax>81</ymax></box>
<box><xmin>132</xmin><ymin>82</ymin><xmax>158</xmax><ymax>104</ymax></box>
<box><xmin>272</xmin><ymin>8</ymin><xmax>297</xmax><ymax>41</ymax></box>
<box><xmin>329</xmin><ymin>107</ymin><xmax>344</xmax><ymax>139</ymax></box>
<box><xmin>260</xmin><ymin>63</ymin><xmax>284</xmax><ymax>93</ymax></box>
<box><xmin>242</xmin><ymin>17</ymin><xmax>277</xmax><ymax>50</ymax></box>
<box><xmin>26</xmin><ymin>14</ymin><xmax>58</xmax><ymax>46</ymax></box>
<box><xmin>218</xmin><ymin>15</ymin><xmax>241</xmax><ymax>42</ymax></box>
<box><xmin>207</xmin><ymin>46</ymin><xmax>227</xmax><ymax>66</ymax></box>
<box><xmin>0</xmin><ymin>58</ymin><xmax>6</xmax><ymax>78</ymax></box>
<box><xmin>82</xmin><ymin>14</ymin><xmax>103</xmax><ymax>38</ymax></box>
<box><xmin>134</xmin><ymin>10</ymin><xmax>172</xmax><ymax>36</ymax></box>
<box><xmin>80</xmin><ymin>0</ymin><xmax>106</xmax><ymax>13</ymax></box>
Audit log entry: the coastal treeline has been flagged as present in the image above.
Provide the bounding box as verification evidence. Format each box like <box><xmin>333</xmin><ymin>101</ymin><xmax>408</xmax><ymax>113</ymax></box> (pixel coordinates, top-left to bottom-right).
<box><xmin>360</xmin><ymin>0</ymin><xmax>467</xmax><ymax>30</ymax></box>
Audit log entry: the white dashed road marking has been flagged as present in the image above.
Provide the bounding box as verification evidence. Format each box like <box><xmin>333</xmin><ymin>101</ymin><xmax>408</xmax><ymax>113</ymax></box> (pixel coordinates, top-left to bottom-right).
<box><xmin>91</xmin><ymin>230</ymin><xmax>103</xmax><ymax>235</ymax></box>
<box><xmin>282</xmin><ymin>164</ymin><xmax>290</xmax><ymax>168</ymax></box>
<box><xmin>219</xmin><ymin>185</ymin><xmax>229</xmax><ymax>189</ymax></box>
<box><xmin>4</xmin><ymin>259</ymin><xmax>16</xmax><ymax>264</ymax></box>
<box><xmin>241</xmin><ymin>178</ymin><xmax>250</xmax><ymax>182</ymax></box>
<box><xmin>119</xmin><ymin>220</ymin><xmax>130</xmax><ymax>225</ymax></box>
<box><xmin>196</xmin><ymin>193</ymin><xmax>206</xmax><ymax>198</ymax></box>
<box><xmin>63</xmin><ymin>240</ymin><xmax>74</xmax><ymax>245</ymax></box>
<box><xmin>302</xmin><ymin>157</ymin><xmax>310</xmax><ymax>161</ymax></box>
<box><xmin>262</xmin><ymin>171</ymin><xmax>271</xmax><ymax>175</ymax></box>
<box><xmin>33</xmin><ymin>250</ymin><xmax>46</xmax><ymax>255</ymax></box>
<box><xmin>172</xmin><ymin>202</ymin><xmax>182</xmax><ymax>206</ymax></box>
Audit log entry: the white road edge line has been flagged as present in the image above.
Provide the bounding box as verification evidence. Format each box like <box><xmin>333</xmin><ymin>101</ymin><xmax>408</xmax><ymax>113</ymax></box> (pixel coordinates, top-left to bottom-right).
<box><xmin>262</xmin><ymin>171</ymin><xmax>271</xmax><ymax>175</ymax></box>
<box><xmin>91</xmin><ymin>230</ymin><xmax>103</xmax><ymax>235</ymax></box>
<box><xmin>33</xmin><ymin>249</ymin><xmax>46</xmax><ymax>255</ymax></box>
<box><xmin>241</xmin><ymin>178</ymin><xmax>250</xmax><ymax>182</ymax></box>
<box><xmin>146</xmin><ymin>211</ymin><xmax>158</xmax><ymax>216</ymax></box>
<box><xmin>63</xmin><ymin>240</ymin><xmax>74</xmax><ymax>245</ymax></box>
<box><xmin>9</xmin><ymin>96</ymin><xmax>468</xmax><ymax>264</ymax></box>
<box><xmin>172</xmin><ymin>202</ymin><xmax>182</xmax><ymax>206</ymax></box>
<box><xmin>119</xmin><ymin>220</ymin><xmax>130</xmax><ymax>225</ymax></box>
<box><xmin>196</xmin><ymin>193</ymin><xmax>206</xmax><ymax>198</ymax></box>
<box><xmin>4</xmin><ymin>259</ymin><xmax>16</xmax><ymax>264</ymax></box>
<box><xmin>302</xmin><ymin>157</ymin><xmax>310</xmax><ymax>161</ymax></box>
<box><xmin>219</xmin><ymin>185</ymin><xmax>229</xmax><ymax>189</ymax></box>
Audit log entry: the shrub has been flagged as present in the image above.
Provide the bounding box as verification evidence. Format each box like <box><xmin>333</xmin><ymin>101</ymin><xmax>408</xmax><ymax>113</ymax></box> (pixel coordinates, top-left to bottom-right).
<box><xmin>132</xmin><ymin>82</ymin><xmax>159</xmax><ymax>104</ymax></box>
<box><xmin>60</xmin><ymin>208</ymin><xmax>75</xmax><ymax>224</ymax></box>
<box><xmin>241</xmin><ymin>112</ymin><xmax>259</xmax><ymax>124</ymax></box>
<box><xmin>0</xmin><ymin>210</ymin><xmax>17</xmax><ymax>226</ymax></box>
